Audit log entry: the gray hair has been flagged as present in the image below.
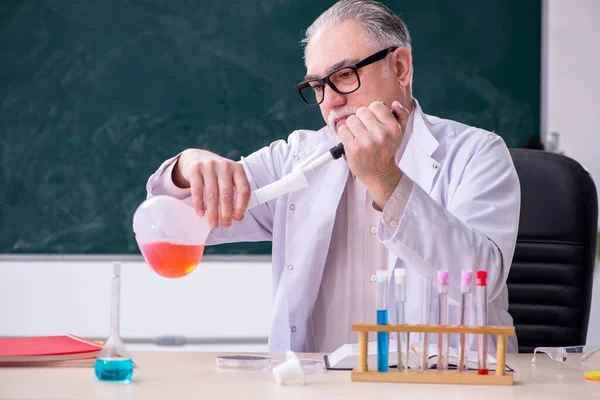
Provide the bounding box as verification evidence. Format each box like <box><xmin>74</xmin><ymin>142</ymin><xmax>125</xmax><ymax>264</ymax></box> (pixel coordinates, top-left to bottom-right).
<box><xmin>301</xmin><ymin>0</ymin><xmax>412</xmax><ymax>57</ymax></box>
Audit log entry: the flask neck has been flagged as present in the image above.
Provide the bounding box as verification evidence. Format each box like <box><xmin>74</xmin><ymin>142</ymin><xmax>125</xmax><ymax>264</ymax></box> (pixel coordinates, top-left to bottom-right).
<box><xmin>110</xmin><ymin>274</ymin><xmax>120</xmax><ymax>337</ymax></box>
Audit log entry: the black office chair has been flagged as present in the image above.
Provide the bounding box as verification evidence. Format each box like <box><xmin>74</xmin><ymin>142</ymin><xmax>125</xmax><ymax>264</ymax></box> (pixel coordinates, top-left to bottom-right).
<box><xmin>507</xmin><ymin>149</ymin><xmax>598</xmax><ymax>353</ymax></box>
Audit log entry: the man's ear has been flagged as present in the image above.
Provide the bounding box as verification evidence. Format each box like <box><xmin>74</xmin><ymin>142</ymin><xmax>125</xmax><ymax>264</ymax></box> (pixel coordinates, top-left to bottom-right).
<box><xmin>393</xmin><ymin>47</ymin><xmax>412</xmax><ymax>88</ymax></box>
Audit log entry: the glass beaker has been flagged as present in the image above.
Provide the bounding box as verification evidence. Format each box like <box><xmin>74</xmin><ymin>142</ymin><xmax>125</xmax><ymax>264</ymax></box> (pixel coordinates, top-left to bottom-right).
<box><xmin>133</xmin><ymin>195</ymin><xmax>211</xmax><ymax>278</ymax></box>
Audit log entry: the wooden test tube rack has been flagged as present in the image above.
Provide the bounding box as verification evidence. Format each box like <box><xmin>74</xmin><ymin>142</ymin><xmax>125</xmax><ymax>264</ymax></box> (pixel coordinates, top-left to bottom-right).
<box><xmin>351</xmin><ymin>324</ymin><xmax>515</xmax><ymax>386</ymax></box>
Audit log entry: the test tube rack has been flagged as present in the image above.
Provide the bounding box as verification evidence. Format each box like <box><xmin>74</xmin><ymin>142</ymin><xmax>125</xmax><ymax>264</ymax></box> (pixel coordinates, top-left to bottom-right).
<box><xmin>350</xmin><ymin>324</ymin><xmax>515</xmax><ymax>386</ymax></box>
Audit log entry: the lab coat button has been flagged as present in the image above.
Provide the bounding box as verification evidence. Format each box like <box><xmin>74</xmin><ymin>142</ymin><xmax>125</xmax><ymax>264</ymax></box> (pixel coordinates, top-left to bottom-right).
<box><xmin>432</xmin><ymin>163</ymin><xmax>439</xmax><ymax>170</ymax></box>
<box><xmin>290</xmin><ymin>204</ymin><xmax>296</xmax><ymax>210</ymax></box>
<box><xmin>287</xmin><ymin>264</ymin><xmax>294</xmax><ymax>271</ymax></box>
<box><xmin>291</xmin><ymin>326</ymin><xmax>296</xmax><ymax>333</ymax></box>
<box><xmin>389</xmin><ymin>220</ymin><xmax>398</xmax><ymax>228</ymax></box>
<box><xmin>293</xmin><ymin>154</ymin><xmax>300</xmax><ymax>161</ymax></box>
<box><xmin>370</xmin><ymin>226</ymin><xmax>377</xmax><ymax>234</ymax></box>
<box><xmin>370</xmin><ymin>274</ymin><xmax>377</xmax><ymax>282</ymax></box>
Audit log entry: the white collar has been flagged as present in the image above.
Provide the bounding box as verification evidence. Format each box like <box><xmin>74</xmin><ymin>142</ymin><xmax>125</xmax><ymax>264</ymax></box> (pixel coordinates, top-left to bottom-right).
<box><xmin>395</xmin><ymin>100</ymin><xmax>416</xmax><ymax>165</ymax></box>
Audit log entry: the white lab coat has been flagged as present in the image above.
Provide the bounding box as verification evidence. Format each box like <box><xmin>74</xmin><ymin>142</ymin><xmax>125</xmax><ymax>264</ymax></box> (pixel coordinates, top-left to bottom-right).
<box><xmin>146</xmin><ymin>99</ymin><xmax>521</xmax><ymax>353</ymax></box>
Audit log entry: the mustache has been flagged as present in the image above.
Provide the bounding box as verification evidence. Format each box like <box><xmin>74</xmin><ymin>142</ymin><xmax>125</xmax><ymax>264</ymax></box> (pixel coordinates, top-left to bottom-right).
<box><xmin>327</xmin><ymin>106</ymin><xmax>360</xmax><ymax>134</ymax></box>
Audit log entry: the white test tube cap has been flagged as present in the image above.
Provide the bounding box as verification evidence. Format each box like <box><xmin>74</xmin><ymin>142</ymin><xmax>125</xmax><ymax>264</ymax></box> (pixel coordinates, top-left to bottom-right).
<box><xmin>272</xmin><ymin>351</ymin><xmax>305</xmax><ymax>385</ymax></box>
<box><xmin>394</xmin><ymin>268</ymin><xmax>406</xmax><ymax>284</ymax></box>
<box><xmin>375</xmin><ymin>269</ymin><xmax>389</xmax><ymax>283</ymax></box>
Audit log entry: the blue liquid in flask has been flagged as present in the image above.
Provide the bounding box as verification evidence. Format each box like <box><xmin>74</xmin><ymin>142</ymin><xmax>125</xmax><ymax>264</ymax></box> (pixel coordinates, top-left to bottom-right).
<box><xmin>95</xmin><ymin>358</ymin><xmax>134</xmax><ymax>382</ymax></box>
<box><xmin>377</xmin><ymin>309</ymin><xmax>389</xmax><ymax>372</ymax></box>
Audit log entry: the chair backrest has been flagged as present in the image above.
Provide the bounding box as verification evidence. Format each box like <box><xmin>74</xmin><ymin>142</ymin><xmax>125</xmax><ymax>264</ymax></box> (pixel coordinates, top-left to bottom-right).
<box><xmin>507</xmin><ymin>149</ymin><xmax>598</xmax><ymax>352</ymax></box>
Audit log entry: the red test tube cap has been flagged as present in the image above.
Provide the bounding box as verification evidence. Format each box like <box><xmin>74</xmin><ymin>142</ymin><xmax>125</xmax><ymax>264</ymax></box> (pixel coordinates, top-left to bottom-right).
<box><xmin>476</xmin><ymin>270</ymin><xmax>487</xmax><ymax>286</ymax></box>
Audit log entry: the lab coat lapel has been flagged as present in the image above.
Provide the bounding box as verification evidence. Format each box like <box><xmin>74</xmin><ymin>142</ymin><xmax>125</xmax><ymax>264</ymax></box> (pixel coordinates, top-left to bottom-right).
<box><xmin>398</xmin><ymin>104</ymin><xmax>440</xmax><ymax>195</ymax></box>
<box><xmin>282</xmin><ymin>140</ymin><xmax>349</xmax><ymax>350</ymax></box>
<box><xmin>388</xmin><ymin>102</ymin><xmax>440</xmax><ymax>278</ymax></box>
<box><xmin>293</xmin><ymin>149</ymin><xmax>348</xmax><ymax>291</ymax></box>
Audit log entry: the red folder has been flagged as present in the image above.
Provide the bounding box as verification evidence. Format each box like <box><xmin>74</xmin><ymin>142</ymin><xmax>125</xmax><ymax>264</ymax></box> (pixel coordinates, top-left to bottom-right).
<box><xmin>0</xmin><ymin>334</ymin><xmax>103</xmax><ymax>363</ymax></box>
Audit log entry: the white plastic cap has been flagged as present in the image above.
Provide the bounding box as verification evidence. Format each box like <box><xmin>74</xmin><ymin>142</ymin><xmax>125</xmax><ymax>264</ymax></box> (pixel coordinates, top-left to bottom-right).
<box><xmin>375</xmin><ymin>269</ymin><xmax>388</xmax><ymax>283</ymax></box>
<box><xmin>394</xmin><ymin>268</ymin><xmax>405</xmax><ymax>284</ymax></box>
<box><xmin>272</xmin><ymin>351</ymin><xmax>305</xmax><ymax>385</ymax></box>
<box><xmin>286</xmin><ymin>350</ymin><xmax>299</xmax><ymax>362</ymax></box>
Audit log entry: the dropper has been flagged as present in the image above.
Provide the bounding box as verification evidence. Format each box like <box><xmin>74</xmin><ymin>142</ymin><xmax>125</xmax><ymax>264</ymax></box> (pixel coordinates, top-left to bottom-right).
<box><xmin>247</xmin><ymin>107</ymin><xmax>405</xmax><ymax>209</ymax></box>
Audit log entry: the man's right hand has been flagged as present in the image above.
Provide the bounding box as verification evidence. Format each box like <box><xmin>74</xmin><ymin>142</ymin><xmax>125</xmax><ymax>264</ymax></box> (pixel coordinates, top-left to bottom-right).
<box><xmin>172</xmin><ymin>149</ymin><xmax>252</xmax><ymax>229</ymax></box>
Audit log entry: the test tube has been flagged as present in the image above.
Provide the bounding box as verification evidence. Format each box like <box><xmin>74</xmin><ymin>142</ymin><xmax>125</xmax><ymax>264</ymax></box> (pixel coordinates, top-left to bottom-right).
<box><xmin>476</xmin><ymin>270</ymin><xmax>489</xmax><ymax>375</ymax></box>
<box><xmin>458</xmin><ymin>270</ymin><xmax>472</xmax><ymax>373</ymax></box>
<box><xmin>419</xmin><ymin>275</ymin><xmax>432</xmax><ymax>372</ymax></box>
<box><xmin>376</xmin><ymin>270</ymin><xmax>389</xmax><ymax>372</ymax></box>
<box><xmin>394</xmin><ymin>268</ymin><xmax>407</xmax><ymax>372</ymax></box>
<box><xmin>437</xmin><ymin>270</ymin><xmax>449</xmax><ymax>371</ymax></box>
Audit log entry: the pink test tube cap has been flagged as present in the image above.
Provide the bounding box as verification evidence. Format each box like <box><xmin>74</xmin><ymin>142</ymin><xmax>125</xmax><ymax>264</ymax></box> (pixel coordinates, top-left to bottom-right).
<box><xmin>461</xmin><ymin>270</ymin><xmax>473</xmax><ymax>286</ymax></box>
<box><xmin>437</xmin><ymin>269</ymin><xmax>449</xmax><ymax>286</ymax></box>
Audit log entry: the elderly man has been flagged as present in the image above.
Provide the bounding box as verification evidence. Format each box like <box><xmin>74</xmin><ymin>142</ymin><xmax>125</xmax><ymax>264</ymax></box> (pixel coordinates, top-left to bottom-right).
<box><xmin>146</xmin><ymin>0</ymin><xmax>520</xmax><ymax>354</ymax></box>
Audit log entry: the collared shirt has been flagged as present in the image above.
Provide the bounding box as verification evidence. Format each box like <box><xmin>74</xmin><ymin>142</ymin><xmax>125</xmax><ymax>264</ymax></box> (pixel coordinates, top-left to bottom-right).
<box><xmin>309</xmin><ymin>110</ymin><xmax>415</xmax><ymax>353</ymax></box>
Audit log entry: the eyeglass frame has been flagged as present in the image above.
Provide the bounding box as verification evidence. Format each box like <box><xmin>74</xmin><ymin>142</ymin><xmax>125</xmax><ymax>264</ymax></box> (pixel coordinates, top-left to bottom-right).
<box><xmin>294</xmin><ymin>46</ymin><xmax>398</xmax><ymax>106</ymax></box>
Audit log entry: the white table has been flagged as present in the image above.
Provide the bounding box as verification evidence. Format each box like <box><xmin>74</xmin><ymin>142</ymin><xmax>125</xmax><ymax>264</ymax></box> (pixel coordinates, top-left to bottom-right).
<box><xmin>0</xmin><ymin>352</ymin><xmax>596</xmax><ymax>399</ymax></box>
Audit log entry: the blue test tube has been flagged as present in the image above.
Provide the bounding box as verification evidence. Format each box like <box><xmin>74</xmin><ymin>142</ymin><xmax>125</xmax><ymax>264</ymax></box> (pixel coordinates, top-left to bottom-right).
<box><xmin>376</xmin><ymin>270</ymin><xmax>389</xmax><ymax>372</ymax></box>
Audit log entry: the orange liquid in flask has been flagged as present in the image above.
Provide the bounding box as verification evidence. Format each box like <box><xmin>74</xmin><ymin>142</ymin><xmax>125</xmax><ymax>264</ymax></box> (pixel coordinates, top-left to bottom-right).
<box><xmin>141</xmin><ymin>242</ymin><xmax>204</xmax><ymax>278</ymax></box>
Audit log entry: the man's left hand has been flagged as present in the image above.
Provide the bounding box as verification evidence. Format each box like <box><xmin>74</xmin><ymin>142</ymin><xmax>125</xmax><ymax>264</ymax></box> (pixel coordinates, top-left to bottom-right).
<box><xmin>337</xmin><ymin>100</ymin><xmax>406</xmax><ymax>209</ymax></box>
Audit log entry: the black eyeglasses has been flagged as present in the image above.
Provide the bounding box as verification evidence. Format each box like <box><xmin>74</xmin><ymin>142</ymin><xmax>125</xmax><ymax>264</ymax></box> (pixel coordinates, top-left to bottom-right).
<box><xmin>295</xmin><ymin>47</ymin><xmax>398</xmax><ymax>106</ymax></box>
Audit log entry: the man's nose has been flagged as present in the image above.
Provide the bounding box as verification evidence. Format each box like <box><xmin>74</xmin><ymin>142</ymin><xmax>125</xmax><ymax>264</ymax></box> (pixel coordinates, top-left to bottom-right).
<box><xmin>321</xmin><ymin>84</ymin><xmax>346</xmax><ymax>109</ymax></box>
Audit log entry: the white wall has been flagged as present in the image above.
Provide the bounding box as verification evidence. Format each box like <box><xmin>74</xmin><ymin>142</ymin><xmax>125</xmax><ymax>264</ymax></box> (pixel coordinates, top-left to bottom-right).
<box><xmin>544</xmin><ymin>0</ymin><xmax>600</xmax><ymax>342</ymax></box>
<box><xmin>0</xmin><ymin>257</ymin><xmax>272</xmax><ymax>351</ymax></box>
<box><xmin>1</xmin><ymin>1</ymin><xmax>599</xmax><ymax>351</ymax></box>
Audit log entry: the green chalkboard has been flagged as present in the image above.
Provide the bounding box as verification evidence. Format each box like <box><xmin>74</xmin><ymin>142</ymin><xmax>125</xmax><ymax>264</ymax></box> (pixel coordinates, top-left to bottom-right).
<box><xmin>0</xmin><ymin>0</ymin><xmax>541</xmax><ymax>255</ymax></box>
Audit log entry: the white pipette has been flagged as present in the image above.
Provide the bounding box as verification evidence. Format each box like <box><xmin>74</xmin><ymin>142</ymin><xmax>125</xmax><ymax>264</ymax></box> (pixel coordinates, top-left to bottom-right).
<box><xmin>247</xmin><ymin>108</ymin><xmax>404</xmax><ymax>209</ymax></box>
<box><xmin>246</xmin><ymin>143</ymin><xmax>345</xmax><ymax>209</ymax></box>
